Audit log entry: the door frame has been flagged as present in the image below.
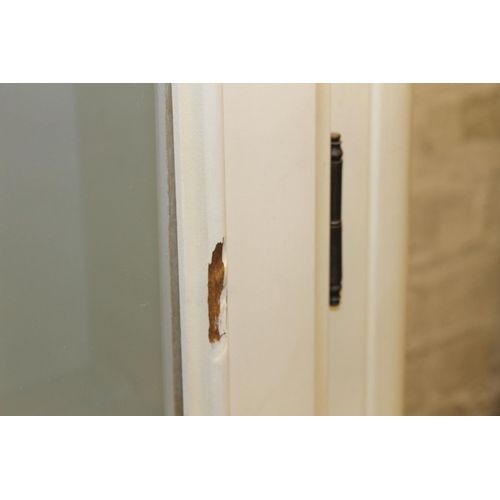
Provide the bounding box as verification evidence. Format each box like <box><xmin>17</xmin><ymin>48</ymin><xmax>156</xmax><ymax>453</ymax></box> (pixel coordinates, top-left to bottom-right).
<box><xmin>170</xmin><ymin>83</ymin><xmax>411</xmax><ymax>415</ymax></box>
<box><xmin>327</xmin><ymin>84</ymin><xmax>411</xmax><ymax>416</ymax></box>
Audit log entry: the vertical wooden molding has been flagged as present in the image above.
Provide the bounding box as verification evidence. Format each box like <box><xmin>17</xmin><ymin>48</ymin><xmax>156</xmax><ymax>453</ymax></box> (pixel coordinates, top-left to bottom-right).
<box><xmin>171</xmin><ymin>84</ymin><xmax>229</xmax><ymax>416</ymax></box>
<box><xmin>224</xmin><ymin>84</ymin><xmax>316</xmax><ymax>415</ymax></box>
<box><xmin>366</xmin><ymin>84</ymin><xmax>411</xmax><ymax>416</ymax></box>
<box><xmin>328</xmin><ymin>84</ymin><xmax>371</xmax><ymax>415</ymax></box>
<box><xmin>315</xmin><ymin>84</ymin><xmax>330</xmax><ymax>416</ymax></box>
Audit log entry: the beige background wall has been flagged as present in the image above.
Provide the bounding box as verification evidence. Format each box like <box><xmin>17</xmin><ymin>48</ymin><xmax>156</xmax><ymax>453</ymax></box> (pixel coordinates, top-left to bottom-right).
<box><xmin>406</xmin><ymin>84</ymin><xmax>500</xmax><ymax>415</ymax></box>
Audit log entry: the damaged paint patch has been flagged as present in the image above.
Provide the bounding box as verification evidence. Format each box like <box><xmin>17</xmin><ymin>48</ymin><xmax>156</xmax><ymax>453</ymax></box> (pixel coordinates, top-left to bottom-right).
<box><xmin>208</xmin><ymin>241</ymin><xmax>225</xmax><ymax>343</ymax></box>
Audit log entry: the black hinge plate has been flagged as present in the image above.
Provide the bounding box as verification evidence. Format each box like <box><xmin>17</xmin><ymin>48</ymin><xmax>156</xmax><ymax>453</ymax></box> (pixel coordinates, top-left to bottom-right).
<box><xmin>330</xmin><ymin>133</ymin><xmax>343</xmax><ymax>306</ymax></box>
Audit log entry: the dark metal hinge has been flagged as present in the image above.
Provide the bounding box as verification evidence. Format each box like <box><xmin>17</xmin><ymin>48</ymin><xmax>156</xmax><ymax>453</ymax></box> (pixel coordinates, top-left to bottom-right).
<box><xmin>330</xmin><ymin>132</ymin><xmax>343</xmax><ymax>306</ymax></box>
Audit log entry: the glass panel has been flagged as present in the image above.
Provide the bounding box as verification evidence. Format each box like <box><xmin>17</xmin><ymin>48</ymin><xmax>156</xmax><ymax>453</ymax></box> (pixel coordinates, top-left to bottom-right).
<box><xmin>0</xmin><ymin>83</ymin><xmax>172</xmax><ymax>415</ymax></box>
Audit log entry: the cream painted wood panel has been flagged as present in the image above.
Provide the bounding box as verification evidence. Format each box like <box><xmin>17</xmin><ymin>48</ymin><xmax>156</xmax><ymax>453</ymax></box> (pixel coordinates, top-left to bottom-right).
<box><xmin>366</xmin><ymin>84</ymin><xmax>410</xmax><ymax>416</ymax></box>
<box><xmin>173</xmin><ymin>83</ymin><xmax>409</xmax><ymax>416</ymax></box>
<box><xmin>328</xmin><ymin>84</ymin><xmax>372</xmax><ymax>415</ymax></box>
<box><xmin>172</xmin><ymin>84</ymin><xmax>229</xmax><ymax>416</ymax></box>
<box><xmin>314</xmin><ymin>84</ymin><xmax>331</xmax><ymax>415</ymax></box>
<box><xmin>328</xmin><ymin>83</ymin><xmax>410</xmax><ymax>416</ymax></box>
<box><xmin>223</xmin><ymin>84</ymin><xmax>316</xmax><ymax>416</ymax></box>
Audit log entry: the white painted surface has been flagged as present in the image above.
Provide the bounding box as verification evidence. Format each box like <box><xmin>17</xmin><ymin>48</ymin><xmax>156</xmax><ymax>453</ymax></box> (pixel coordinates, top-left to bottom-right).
<box><xmin>328</xmin><ymin>84</ymin><xmax>372</xmax><ymax>415</ymax></box>
<box><xmin>172</xmin><ymin>84</ymin><xmax>229</xmax><ymax>416</ymax></box>
<box><xmin>172</xmin><ymin>83</ymin><xmax>409</xmax><ymax>416</ymax></box>
<box><xmin>314</xmin><ymin>84</ymin><xmax>331</xmax><ymax>415</ymax></box>
<box><xmin>223</xmin><ymin>84</ymin><xmax>316</xmax><ymax>416</ymax></box>
<box><xmin>328</xmin><ymin>83</ymin><xmax>410</xmax><ymax>416</ymax></box>
<box><xmin>366</xmin><ymin>84</ymin><xmax>411</xmax><ymax>416</ymax></box>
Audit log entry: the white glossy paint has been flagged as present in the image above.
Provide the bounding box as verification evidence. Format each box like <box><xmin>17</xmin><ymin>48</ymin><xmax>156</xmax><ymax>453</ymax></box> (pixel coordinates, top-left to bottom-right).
<box><xmin>171</xmin><ymin>83</ymin><xmax>409</xmax><ymax>416</ymax></box>
<box><xmin>328</xmin><ymin>83</ymin><xmax>410</xmax><ymax>416</ymax></box>
<box><xmin>171</xmin><ymin>84</ymin><xmax>229</xmax><ymax>416</ymax></box>
<box><xmin>223</xmin><ymin>84</ymin><xmax>316</xmax><ymax>416</ymax></box>
<box><xmin>314</xmin><ymin>84</ymin><xmax>331</xmax><ymax>416</ymax></box>
<box><xmin>328</xmin><ymin>84</ymin><xmax>372</xmax><ymax>415</ymax></box>
<box><xmin>366</xmin><ymin>84</ymin><xmax>411</xmax><ymax>416</ymax></box>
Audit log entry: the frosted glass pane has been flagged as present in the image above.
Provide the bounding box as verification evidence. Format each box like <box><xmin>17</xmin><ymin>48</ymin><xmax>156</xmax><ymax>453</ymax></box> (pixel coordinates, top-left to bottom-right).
<box><xmin>0</xmin><ymin>83</ymin><xmax>170</xmax><ymax>415</ymax></box>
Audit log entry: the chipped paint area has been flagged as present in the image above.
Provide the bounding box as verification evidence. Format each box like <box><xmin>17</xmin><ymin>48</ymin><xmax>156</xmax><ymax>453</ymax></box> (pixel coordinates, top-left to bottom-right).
<box><xmin>208</xmin><ymin>241</ymin><xmax>227</xmax><ymax>343</ymax></box>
